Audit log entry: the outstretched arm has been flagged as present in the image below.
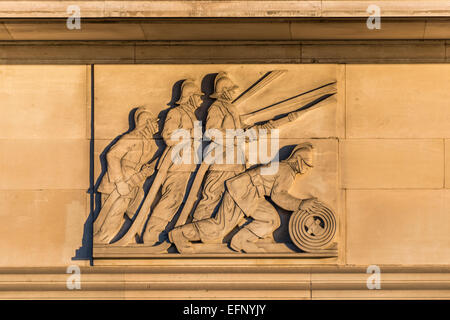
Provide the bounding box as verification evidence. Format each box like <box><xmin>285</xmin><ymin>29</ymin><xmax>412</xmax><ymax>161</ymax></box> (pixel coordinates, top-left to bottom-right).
<box><xmin>270</xmin><ymin>172</ymin><xmax>303</xmax><ymax>211</ymax></box>
<box><xmin>271</xmin><ymin>173</ymin><xmax>322</xmax><ymax>213</ymax></box>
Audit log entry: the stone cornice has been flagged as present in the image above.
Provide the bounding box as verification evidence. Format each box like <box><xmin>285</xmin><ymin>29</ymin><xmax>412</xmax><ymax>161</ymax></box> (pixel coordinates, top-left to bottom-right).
<box><xmin>0</xmin><ymin>1</ymin><xmax>449</xmax><ymax>19</ymax></box>
<box><xmin>1</xmin><ymin>18</ymin><xmax>449</xmax><ymax>41</ymax></box>
<box><xmin>0</xmin><ymin>40</ymin><xmax>448</xmax><ymax>64</ymax></box>
<box><xmin>0</xmin><ymin>266</ymin><xmax>449</xmax><ymax>299</ymax></box>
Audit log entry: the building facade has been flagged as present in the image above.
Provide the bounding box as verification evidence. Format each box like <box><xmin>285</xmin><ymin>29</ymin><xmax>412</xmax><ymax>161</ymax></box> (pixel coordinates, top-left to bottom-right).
<box><xmin>0</xmin><ymin>1</ymin><xmax>449</xmax><ymax>299</ymax></box>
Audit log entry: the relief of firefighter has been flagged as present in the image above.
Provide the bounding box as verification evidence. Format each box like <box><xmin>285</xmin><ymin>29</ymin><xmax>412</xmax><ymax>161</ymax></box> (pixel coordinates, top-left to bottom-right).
<box><xmin>93</xmin><ymin>70</ymin><xmax>338</xmax><ymax>255</ymax></box>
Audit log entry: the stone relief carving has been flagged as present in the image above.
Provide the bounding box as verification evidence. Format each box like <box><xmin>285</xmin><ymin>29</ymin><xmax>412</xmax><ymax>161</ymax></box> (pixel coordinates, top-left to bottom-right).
<box><xmin>93</xmin><ymin>107</ymin><xmax>159</xmax><ymax>244</ymax></box>
<box><xmin>93</xmin><ymin>70</ymin><xmax>338</xmax><ymax>256</ymax></box>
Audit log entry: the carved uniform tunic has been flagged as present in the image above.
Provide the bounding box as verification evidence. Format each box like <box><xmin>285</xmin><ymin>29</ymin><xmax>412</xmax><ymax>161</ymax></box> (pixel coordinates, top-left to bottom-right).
<box><xmin>192</xmin><ymin>162</ymin><xmax>303</xmax><ymax>243</ymax></box>
<box><xmin>193</xmin><ymin>100</ymin><xmax>246</xmax><ymax>221</ymax></box>
<box><xmin>98</xmin><ymin>132</ymin><xmax>156</xmax><ymax>196</ymax></box>
<box><xmin>94</xmin><ymin>130</ymin><xmax>158</xmax><ymax>244</ymax></box>
<box><xmin>143</xmin><ymin>104</ymin><xmax>198</xmax><ymax>243</ymax></box>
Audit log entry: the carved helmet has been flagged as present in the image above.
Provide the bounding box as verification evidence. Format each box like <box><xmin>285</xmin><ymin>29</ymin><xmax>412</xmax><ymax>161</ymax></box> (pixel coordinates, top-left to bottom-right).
<box><xmin>210</xmin><ymin>72</ymin><xmax>239</xmax><ymax>99</ymax></box>
<box><xmin>134</xmin><ymin>107</ymin><xmax>158</xmax><ymax>133</ymax></box>
<box><xmin>286</xmin><ymin>142</ymin><xmax>314</xmax><ymax>170</ymax></box>
<box><xmin>176</xmin><ymin>79</ymin><xmax>204</xmax><ymax>104</ymax></box>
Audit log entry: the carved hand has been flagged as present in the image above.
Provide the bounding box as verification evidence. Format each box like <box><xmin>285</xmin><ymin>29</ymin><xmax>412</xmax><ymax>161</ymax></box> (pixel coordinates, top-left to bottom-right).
<box><xmin>257</xmin><ymin>120</ymin><xmax>275</xmax><ymax>130</ymax></box>
<box><xmin>115</xmin><ymin>180</ymin><xmax>132</xmax><ymax>196</ymax></box>
<box><xmin>299</xmin><ymin>197</ymin><xmax>320</xmax><ymax>212</ymax></box>
<box><xmin>243</xmin><ymin>127</ymin><xmax>258</xmax><ymax>142</ymax></box>
<box><xmin>141</xmin><ymin>163</ymin><xmax>156</xmax><ymax>177</ymax></box>
<box><xmin>141</xmin><ymin>126</ymin><xmax>154</xmax><ymax>140</ymax></box>
<box><xmin>288</xmin><ymin>111</ymin><xmax>300</xmax><ymax>122</ymax></box>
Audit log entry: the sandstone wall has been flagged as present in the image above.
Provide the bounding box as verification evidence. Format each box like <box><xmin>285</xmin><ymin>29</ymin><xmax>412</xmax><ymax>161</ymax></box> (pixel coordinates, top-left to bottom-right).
<box><xmin>0</xmin><ymin>64</ymin><xmax>448</xmax><ymax>269</ymax></box>
<box><xmin>0</xmin><ymin>65</ymin><xmax>91</xmax><ymax>267</ymax></box>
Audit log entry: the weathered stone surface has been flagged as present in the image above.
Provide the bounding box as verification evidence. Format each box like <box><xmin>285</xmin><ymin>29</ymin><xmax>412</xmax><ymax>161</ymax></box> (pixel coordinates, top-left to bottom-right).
<box><xmin>425</xmin><ymin>20</ymin><xmax>450</xmax><ymax>39</ymax></box>
<box><xmin>346</xmin><ymin>189</ymin><xmax>450</xmax><ymax>265</ymax></box>
<box><xmin>0</xmin><ymin>190</ymin><xmax>88</xmax><ymax>267</ymax></box>
<box><xmin>302</xmin><ymin>41</ymin><xmax>446</xmax><ymax>63</ymax></box>
<box><xmin>4</xmin><ymin>22</ymin><xmax>146</xmax><ymax>41</ymax></box>
<box><xmin>0</xmin><ymin>1</ymin><xmax>448</xmax><ymax>18</ymax></box>
<box><xmin>0</xmin><ymin>65</ymin><xmax>88</xmax><ymax>139</ymax></box>
<box><xmin>291</xmin><ymin>20</ymin><xmax>427</xmax><ymax>40</ymax></box>
<box><xmin>447</xmin><ymin>41</ymin><xmax>450</xmax><ymax>61</ymax></box>
<box><xmin>341</xmin><ymin>139</ymin><xmax>444</xmax><ymax>189</ymax></box>
<box><xmin>0</xmin><ymin>22</ymin><xmax>12</xmax><ymax>40</ymax></box>
<box><xmin>346</xmin><ymin>65</ymin><xmax>450</xmax><ymax>138</ymax></box>
<box><xmin>0</xmin><ymin>1</ymin><xmax>105</xmax><ymax>18</ymax></box>
<box><xmin>104</xmin><ymin>1</ymin><xmax>321</xmax><ymax>18</ymax></box>
<box><xmin>3</xmin><ymin>19</ymin><xmax>450</xmax><ymax>41</ymax></box>
<box><xmin>0</xmin><ymin>139</ymin><xmax>89</xmax><ymax>190</ymax></box>
<box><xmin>322</xmin><ymin>1</ymin><xmax>450</xmax><ymax>17</ymax></box>
<box><xmin>140</xmin><ymin>21</ymin><xmax>291</xmax><ymax>41</ymax></box>
<box><xmin>135</xmin><ymin>43</ymin><xmax>302</xmax><ymax>63</ymax></box>
<box><xmin>0</xmin><ymin>43</ymin><xmax>135</xmax><ymax>64</ymax></box>
<box><xmin>446</xmin><ymin>139</ymin><xmax>450</xmax><ymax>188</ymax></box>
<box><xmin>0</xmin><ymin>41</ymin><xmax>448</xmax><ymax>64</ymax></box>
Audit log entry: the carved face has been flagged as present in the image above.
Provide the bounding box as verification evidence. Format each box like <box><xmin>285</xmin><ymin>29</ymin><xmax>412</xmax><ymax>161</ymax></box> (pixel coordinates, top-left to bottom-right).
<box><xmin>136</xmin><ymin>113</ymin><xmax>158</xmax><ymax>133</ymax></box>
<box><xmin>146</xmin><ymin>117</ymin><xmax>159</xmax><ymax>134</ymax></box>
<box><xmin>137</xmin><ymin>112</ymin><xmax>151</xmax><ymax>127</ymax></box>
<box><xmin>222</xmin><ymin>87</ymin><xmax>237</xmax><ymax>101</ymax></box>
<box><xmin>189</xmin><ymin>93</ymin><xmax>203</xmax><ymax>109</ymax></box>
<box><xmin>291</xmin><ymin>148</ymin><xmax>313</xmax><ymax>174</ymax></box>
<box><xmin>214</xmin><ymin>76</ymin><xmax>238</xmax><ymax>102</ymax></box>
<box><xmin>297</xmin><ymin>157</ymin><xmax>313</xmax><ymax>174</ymax></box>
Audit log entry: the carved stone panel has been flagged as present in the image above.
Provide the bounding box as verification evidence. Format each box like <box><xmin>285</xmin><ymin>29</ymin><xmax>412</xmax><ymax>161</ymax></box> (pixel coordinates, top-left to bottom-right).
<box><xmin>92</xmin><ymin>65</ymin><xmax>343</xmax><ymax>260</ymax></box>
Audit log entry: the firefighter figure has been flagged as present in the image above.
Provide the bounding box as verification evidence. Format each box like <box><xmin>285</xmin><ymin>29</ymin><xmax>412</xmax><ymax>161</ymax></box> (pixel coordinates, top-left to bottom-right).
<box><xmin>94</xmin><ymin>107</ymin><xmax>159</xmax><ymax>244</ymax></box>
<box><xmin>169</xmin><ymin>143</ymin><xmax>322</xmax><ymax>253</ymax></box>
<box><xmin>192</xmin><ymin>72</ymin><xmax>276</xmax><ymax>222</ymax></box>
<box><xmin>141</xmin><ymin>79</ymin><xmax>204</xmax><ymax>245</ymax></box>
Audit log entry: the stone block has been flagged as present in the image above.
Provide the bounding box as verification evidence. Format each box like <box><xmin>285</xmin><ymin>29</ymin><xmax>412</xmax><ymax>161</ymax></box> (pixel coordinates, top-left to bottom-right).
<box><xmin>4</xmin><ymin>22</ymin><xmax>146</xmax><ymax>41</ymax></box>
<box><xmin>0</xmin><ymin>44</ymin><xmax>134</xmax><ymax>64</ymax></box>
<box><xmin>0</xmin><ymin>190</ymin><xmax>87</xmax><ymax>266</ymax></box>
<box><xmin>135</xmin><ymin>43</ymin><xmax>302</xmax><ymax>63</ymax></box>
<box><xmin>446</xmin><ymin>139</ymin><xmax>450</xmax><ymax>188</ymax></box>
<box><xmin>140</xmin><ymin>21</ymin><xmax>290</xmax><ymax>41</ymax></box>
<box><xmin>346</xmin><ymin>189</ymin><xmax>450</xmax><ymax>265</ymax></box>
<box><xmin>341</xmin><ymin>139</ymin><xmax>444</xmax><ymax>189</ymax></box>
<box><xmin>0</xmin><ymin>139</ymin><xmax>89</xmax><ymax>190</ymax></box>
<box><xmin>302</xmin><ymin>41</ymin><xmax>446</xmax><ymax>63</ymax></box>
<box><xmin>425</xmin><ymin>20</ymin><xmax>450</xmax><ymax>39</ymax></box>
<box><xmin>291</xmin><ymin>20</ymin><xmax>426</xmax><ymax>40</ymax></box>
<box><xmin>0</xmin><ymin>65</ymin><xmax>88</xmax><ymax>139</ymax></box>
<box><xmin>0</xmin><ymin>22</ymin><xmax>12</xmax><ymax>40</ymax></box>
<box><xmin>321</xmin><ymin>1</ymin><xmax>450</xmax><ymax>17</ymax></box>
<box><xmin>346</xmin><ymin>65</ymin><xmax>450</xmax><ymax>138</ymax></box>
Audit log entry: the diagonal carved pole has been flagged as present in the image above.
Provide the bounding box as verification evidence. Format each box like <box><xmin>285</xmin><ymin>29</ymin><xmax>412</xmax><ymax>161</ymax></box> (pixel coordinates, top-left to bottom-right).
<box><xmin>93</xmin><ymin>190</ymin><xmax>120</xmax><ymax>238</ymax></box>
<box><xmin>240</xmin><ymin>82</ymin><xmax>337</xmax><ymax>126</ymax></box>
<box><xmin>112</xmin><ymin>150</ymin><xmax>171</xmax><ymax>246</ymax></box>
<box><xmin>258</xmin><ymin>92</ymin><xmax>337</xmax><ymax>129</ymax></box>
<box><xmin>233</xmin><ymin>70</ymin><xmax>287</xmax><ymax>108</ymax></box>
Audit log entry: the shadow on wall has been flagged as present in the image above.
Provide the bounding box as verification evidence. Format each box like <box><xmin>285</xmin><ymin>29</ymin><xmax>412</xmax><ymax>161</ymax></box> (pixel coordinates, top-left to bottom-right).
<box><xmin>72</xmin><ymin>74</ymin><xmax>217</xmax><ymax>262</ymax></box>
